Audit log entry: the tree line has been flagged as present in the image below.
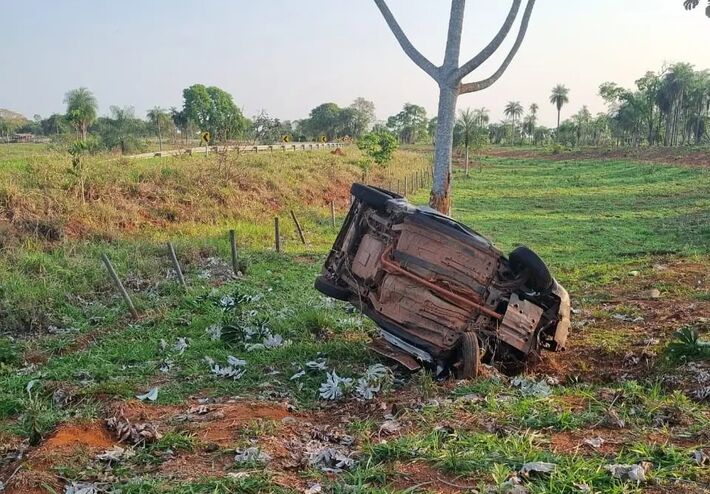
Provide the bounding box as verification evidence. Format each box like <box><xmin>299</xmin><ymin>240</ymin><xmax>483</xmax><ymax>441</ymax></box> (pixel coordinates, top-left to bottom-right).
<box><xmin>451</xmin><ymin>62</ymin><xmax>709</xmax><ymax>151</ymax></box>
<box><xmin>0</xmin><ymin>87</ymin><xmax>381</xmax><ymax>154</ymax></box>
<box><xmin>1</xmin><ymin>62</ymin><xmax>706</xmax><ymax>154</ymax></box>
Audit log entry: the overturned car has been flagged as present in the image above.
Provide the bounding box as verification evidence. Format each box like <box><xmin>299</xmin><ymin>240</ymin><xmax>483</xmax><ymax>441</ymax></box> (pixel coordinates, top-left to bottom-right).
<box><xmin>315</xmin><ymin>184</ymin><xmax>570</xmax><ymax>378</ymax></box>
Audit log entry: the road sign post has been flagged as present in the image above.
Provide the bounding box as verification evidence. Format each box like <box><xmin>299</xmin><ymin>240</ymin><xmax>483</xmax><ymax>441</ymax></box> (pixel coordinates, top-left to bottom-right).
<box><xmin>202</xmin><ymin>131</ymin><xmax>210</xmax><ymax>156</ymax></box>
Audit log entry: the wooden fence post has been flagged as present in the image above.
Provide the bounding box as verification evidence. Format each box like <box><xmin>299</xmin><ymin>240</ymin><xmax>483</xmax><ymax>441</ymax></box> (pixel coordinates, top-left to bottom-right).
<box><xmin>101</xmin><ymin>253</ymin><xmax>139</xmax><ymax>319</ymax></box>
<box><xmin>274</xmin><ymin>217</ymin><xmax>281</xmax><ymax>253</ymax></box>
<box><xmin>290</xmin><ymin>210</ymin><xmax>306</xmax><ymax>244</ymax></box>
<box><xmin>330</xmin><ymin>201</ymin><xmax>336</xmax><ymax>229</ymax></box>
<box><xmin>229</xmin><ymin>229</ymin><xmax>239</xmax><ymax>276</ymax></box>
<box><xmin>166</xmin><ymin>242</ymin><xmax>187</xmax><ymax>289</ymax></box>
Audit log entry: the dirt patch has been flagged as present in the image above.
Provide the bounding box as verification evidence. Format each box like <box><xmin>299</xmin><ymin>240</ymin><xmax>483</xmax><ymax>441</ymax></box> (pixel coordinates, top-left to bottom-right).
<box><xmin>4</xmin><ymin>468</ymin><xmax>59</xmax><ymax>494</ymax></box>
<box><xmin>113</xmin><ymin>399</ymin><xmax>291</xmax><ymax>446</ymax></box>
<box><xmin>549</xmin><ymin>429</ymin><xmax>628</xmax><ymax>456</ymax></box>
<box><xmin>535</xmin><ymin>258</ymin><xmax>709</xmax><ymax>384</ymax></box>
<box><xmin>41</xmin><ymin>422</ymin><xmax>114</xmax><ymax>451</ymax></box>
<box><xmin>158</xmin><ymin>452</ymin><xmax>233</xmax><ymax>481</ymax></box>
<box><xmin>112</xmin><ymin>400</ymin><xmax>183</xmax><ymax>423</ymax></box>
<box><xmin>2</xmin><ymin>421</ymin><xmax>114</xmax><ymax>494</ymax></box>
<box><xmin>191</xmin><ymin>403</ymin><xmax>290</xmax><ymax>445</ymax></box>
<box><xmin>392</xmin><ymin>460</ymin><xmax>482</xmax><ymax>493</ymax></box>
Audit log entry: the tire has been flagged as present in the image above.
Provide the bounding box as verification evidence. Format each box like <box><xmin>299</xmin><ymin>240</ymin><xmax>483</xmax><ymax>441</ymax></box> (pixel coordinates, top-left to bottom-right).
<box><xmin>351</xmin><ymin>183</ymin><xmax>395</xmax><ymax>211</ymax></box>
<box><xmin>459</xmin><ymin>332</ymin><xmax>481</xmax><ymax>379</ymax></box>
<box><xmin>314</xmin><ymin>275</ymin><xmax>351</xmax><ymax>301</ymax></box>
<box><xmin>509</xmin><ymin>246</ymin><xmax>553</xmax><ymax>291</ymax></box>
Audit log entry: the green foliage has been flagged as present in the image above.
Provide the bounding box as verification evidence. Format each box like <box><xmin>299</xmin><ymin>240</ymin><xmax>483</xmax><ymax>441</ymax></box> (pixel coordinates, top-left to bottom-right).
<box><xmin>182</xmin><ymin>84</ymin><xmax>247</xmax><ymax>142</ymax></box>
<box><xmin>298</xmin><ymin>98</ymin><xmax>376</xmax><ymax>142</ymax></box>
<box><xmin>91</xmin><ymin>106</ymin><xmax>149</xmax><ymax>154</ymax></box>
<box><xmin>386</xmin><ymin>103</ymin><xmax>428</xmax><ymax>144</ymax></box>
<box><xmin>64</xmin><ymin>87</ymin><xmax>98</xmax><ymax>139</ymax></box>
<box><xmin>666</xmin><ymin>325</ymin><xmax>710</xmax><ymax>362</ymax></box>
<box><xmin>357</xmin><ymin>131</ymin><xmax>398</xmax><ymax>166</ymax></box>
<box><xmin>249</xmin><ymin>110</ymin><xmax>293</xmax><ymax>144</ymax></box>
<box><xmin>154</xmin><ymin>431</ymin><xmax>196</xmax><ymax>452</ymax></box>
<box><xmin>41</xmin><ymin>113</ymin><xmax>71</xmax><ymax>137</ymax></box>
<box><xmin>0</xmin><ymin>337</ymin><xmax>18</xmax><ymax>365</ymax></box>
<box><xmin>0</xmin><ymin>116</ymin><xmax>22</xmax><ymax>142</ymax></box>
<box><xmin>146</xmin><ymin>106</ymin><xmax>174</xmax><ymax>150</ymax></box>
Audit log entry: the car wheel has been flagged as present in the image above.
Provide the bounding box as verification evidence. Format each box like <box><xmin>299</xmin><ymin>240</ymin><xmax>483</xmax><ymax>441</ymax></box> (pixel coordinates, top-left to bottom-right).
<box><xmin>509</xmin><ymin>246</ymin><xmax>553</xmax><ymax>291</ymax></box>
<box><xmin>314</xmin><ymin>275</ymin><xmax>351</xmax><ymax>301</ymax></box>
<box><xmin>351</xmin><ymin>183</ymin><xmax>396</xmax><ymax>211</ymax></box>
<box><xmin>459</xmin><ymin>332</ymin><xmax>480</xmax><ymax>379</ymax></box>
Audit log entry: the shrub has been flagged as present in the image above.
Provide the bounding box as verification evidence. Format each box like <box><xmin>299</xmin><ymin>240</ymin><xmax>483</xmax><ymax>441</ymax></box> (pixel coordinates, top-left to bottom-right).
<box><xmin>356</xmin><ymin>131</ymin><xmax>398</xmax><ymax>166</ymax></box>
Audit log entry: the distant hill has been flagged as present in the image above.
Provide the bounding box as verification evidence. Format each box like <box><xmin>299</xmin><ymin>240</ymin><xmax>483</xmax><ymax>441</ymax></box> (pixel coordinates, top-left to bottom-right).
<box><xmin>0</xmin><ymin>109</ymin><xmax>28</xmax><ymax>122</ymax></box>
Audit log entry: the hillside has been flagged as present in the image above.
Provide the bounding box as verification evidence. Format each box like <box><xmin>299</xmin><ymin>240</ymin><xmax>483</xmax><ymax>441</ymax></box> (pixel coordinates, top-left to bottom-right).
<box><xmin>0</xmin><ymin>147</ymin><xmax>429</xmax><ymax>243</ymax></box>
<box><xmin>0</xmin><ymin>109</ymin><xmax>27</xmax><ymax>122</ymax></box>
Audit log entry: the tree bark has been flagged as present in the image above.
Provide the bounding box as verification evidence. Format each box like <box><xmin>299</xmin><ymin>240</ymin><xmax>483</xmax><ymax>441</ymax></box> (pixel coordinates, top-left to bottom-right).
<box><xmin>431</xmin><ymin>84</ymin><xmax>458</xmax><ymax>214</ymax></box>
<box><xmin>374</xmin><ymin>0</ymin><xmax>536</xmax><ymax>214</ymax></box>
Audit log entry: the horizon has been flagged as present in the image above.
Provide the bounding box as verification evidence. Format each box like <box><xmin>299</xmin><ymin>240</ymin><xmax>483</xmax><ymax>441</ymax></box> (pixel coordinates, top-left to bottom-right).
<box><xmin>1</xmin><ymin>1</ymin><xmax>709</xmax><ymax>128</ymax></box>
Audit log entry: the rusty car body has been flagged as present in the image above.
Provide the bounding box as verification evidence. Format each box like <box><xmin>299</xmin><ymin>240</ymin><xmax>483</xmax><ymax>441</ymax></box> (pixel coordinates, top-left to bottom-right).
<box><xmin>315</xmin><ymin>183</ymin><xmax>570</xmax><ymax>378</ymax></box>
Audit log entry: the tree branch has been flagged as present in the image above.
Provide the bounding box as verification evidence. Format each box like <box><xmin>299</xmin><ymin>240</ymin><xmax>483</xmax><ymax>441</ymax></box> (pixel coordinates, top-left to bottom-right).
<box><xmin>459</xmin><ymin>0</ymin><xmax>535</xmax><ymax>95</ymax></box>
<box><xmin>373</xmin><ymin>0</ymin><xmax>439</xmax><ymax>80</ymax></box>
<box><xmin>455</xmin><ymin>0</ymin><xmax>522</xmax><ymax>81</ymax></box>
<box><xmin>443</xmin><ymin>0</ymin><xmax>466</xmax><ymax>70</ymax></box>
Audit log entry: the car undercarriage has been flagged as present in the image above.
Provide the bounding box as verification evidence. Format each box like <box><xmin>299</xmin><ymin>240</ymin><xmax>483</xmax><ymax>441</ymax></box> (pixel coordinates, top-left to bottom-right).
<box><xmin>316</xmin><ymin>184</ymin><xmax>570</xmax><ymax>378</ymax></box>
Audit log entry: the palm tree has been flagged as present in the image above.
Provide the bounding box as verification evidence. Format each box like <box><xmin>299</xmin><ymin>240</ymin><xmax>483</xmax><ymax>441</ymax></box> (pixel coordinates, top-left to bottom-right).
<box><xmin>656</xmin><ymin>63</ymin><xmax>695</xmax><ymax>146</ymax></box>
<box><xmin>473</xmin><ymin>107</ymin><xmax>490</xmax><ymax>129</ymax></box>
<box><xmin>683</xmin><ymin>0</ymin><xmax>710</xmax><ymax>17</ymax></box>
<box><xmin>456</xmin><ymin>108</ymin><xmax>476</xmax><ymax>176</ymax></box>
<box><xmin>147</xmin><ymin>107</ymin><xmax>169</xmax><ymax>152</ymax></box>
<box><xmin>503</xmin><ymin>101</ymin><xmax>523</xmax><ymax>145</ymax></box>
<box><xmin>526</xmin><ymin>103</ymin><xmax>539</xmax><ymax>143</ymax></box>
<box><xmin>64</xmin><ymin>88</ymin><xmax>98</xmax><ymax>140</ymax></box>
<box><xmin>549</xmin><ymin>85</ymin><xmax>570</xmax><ymax>138</ymax></box>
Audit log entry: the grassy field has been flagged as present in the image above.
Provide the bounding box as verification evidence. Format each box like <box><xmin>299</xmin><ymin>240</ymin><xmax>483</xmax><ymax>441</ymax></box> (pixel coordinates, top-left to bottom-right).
<box><xmin>0</xmin><ymin>147</ymin><xmax>708</xmax><ymax>493</ymax></box>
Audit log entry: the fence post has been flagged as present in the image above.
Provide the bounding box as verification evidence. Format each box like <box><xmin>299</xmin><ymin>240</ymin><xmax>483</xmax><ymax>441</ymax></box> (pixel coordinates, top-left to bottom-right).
<box><xmin>166</xmin><ymin>242</ymin><xmax>187</xmax><ymax>290</ymax></box>
<box><xmin>229</xmin><ymin>229</ymin><xmax>239</xmax><ymax>276</ymax></box>
<box><xmin>101</xmin><ymin>253</ymin><xmax>139</xmax><ymax>319</ymax></box>
<box><xmin>274</xmin><ymin>217</ymin><xmax>281</xmax><ymax>253</ymax></box>
<box><xmin>290</xmin><ymin>210</ymin><xmax>306</xmax><ymax>245</ymax></box>
<box><xmin>330</xmin><ymin>201</ymin><xmax>336</xmax><ymax>229</ymax></box>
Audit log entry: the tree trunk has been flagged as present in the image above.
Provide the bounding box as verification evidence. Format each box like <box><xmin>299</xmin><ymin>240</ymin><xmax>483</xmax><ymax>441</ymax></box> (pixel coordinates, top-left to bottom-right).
<box><xmin>556</xmin><ymin>109</ymin><xmax>561</xmax><ymax>138</ymax></box>
<box><xmin>157</xmin><ymin>121</ymin><xmax>163</xmax><ymax>152</ymax></box>
<box><xmin>430</xmin><ymin>84</ymin><xmax>458</xmax><ymax>215</ymax></box>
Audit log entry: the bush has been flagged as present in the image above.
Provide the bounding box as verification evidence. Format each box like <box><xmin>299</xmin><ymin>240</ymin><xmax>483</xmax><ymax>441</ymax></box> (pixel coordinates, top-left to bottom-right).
<box><xmin>357</xmin><ymin>131</ymin><xmax>398</xmax><ymax>166</ymax></box>
<box><xmin>0</xmin><ymin>337</ymin><xmax>18</xmax><ymax>365</ymax></box>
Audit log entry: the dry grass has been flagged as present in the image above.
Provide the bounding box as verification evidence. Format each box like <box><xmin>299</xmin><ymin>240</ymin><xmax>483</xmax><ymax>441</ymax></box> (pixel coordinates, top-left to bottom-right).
<box><xmin>0</xmin><ymin>146</ymin><xmax>429</xmax><ymax>242</ymax></box>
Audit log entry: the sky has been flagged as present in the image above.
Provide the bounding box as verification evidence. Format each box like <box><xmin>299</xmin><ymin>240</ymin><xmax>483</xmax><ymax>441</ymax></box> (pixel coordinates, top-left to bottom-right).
<box><xmin>1</xmin><ymin>0</ymin><xmax>709</xmax><ymax>128</ymax></box>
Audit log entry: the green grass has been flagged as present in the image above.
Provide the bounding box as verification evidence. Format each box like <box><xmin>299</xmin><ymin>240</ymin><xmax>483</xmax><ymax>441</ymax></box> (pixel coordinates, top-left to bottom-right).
<box><xmin>0</xmin><ymin>151</ymin><xmax>708</xmax><ymax>493</ymax></box>
<box><xmin>411</xmin><ymin>158</ymin><xmax>709</xmax><ymax>291</ymax></box>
